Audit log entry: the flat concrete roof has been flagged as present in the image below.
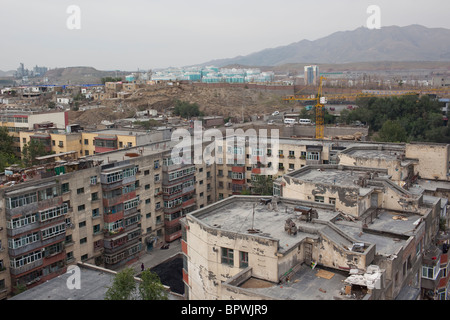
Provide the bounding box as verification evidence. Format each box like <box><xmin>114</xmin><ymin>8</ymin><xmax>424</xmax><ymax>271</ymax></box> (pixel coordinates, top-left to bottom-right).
<box><xmin>10</xmin><ymin>265</ymin><xmax>114</xmax><ymax>300</ymax></box>
<box><xmin>10</xmin><ymin>263</ymin><xmax>182</xmax><ymax>300</ymax></box>
<box><xmin>287</xmin><ymin>166</ymin><xmax>382</xmax><ymax>194</ymax></box>
<box><xmin>344</xmin><ymin>149</ymin><xmax>404</xmax><ymax>161</ymax></box>
<box><xmin>90</xmin><ymin>140</ymin><xmax>174</xmax><ymax>164</ymax></box>
<box><xmin>238</xmin><ymin>265</ymin><xmax>350</xmax><ymax>300</ymax></box>
<box><xmin>88</xmin><ymin>129</ymin><xmax>156</xmax><ymax>136</ymax></box>
<box><xmin>192</xmin><ymin>197</ymin><xmax>340</xmax><ymax>254</ymax></box>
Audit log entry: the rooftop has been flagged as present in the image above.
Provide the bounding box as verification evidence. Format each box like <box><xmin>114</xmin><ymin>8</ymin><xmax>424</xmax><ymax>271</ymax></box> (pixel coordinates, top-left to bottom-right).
<box><xmin>285</xmin><ymin>165</ymin><xmax>387</xmax><ymax>194</ymax></box>
<box><xmin>10</xmin><ymin>263</ymin><xmax>182</xmax><ymax>300</ymax></box>
<box><xmin>235</xmin><ymin>265</ymin><xmax>350</xmax><ymax>300</ymax></box>
<box><xmin>192</xmin><ymin>196</ymin><xmax>341</xmax><ymax>254</ymax></box>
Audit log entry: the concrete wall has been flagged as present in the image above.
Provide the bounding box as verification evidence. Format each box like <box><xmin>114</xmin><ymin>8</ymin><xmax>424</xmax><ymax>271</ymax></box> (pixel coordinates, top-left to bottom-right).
<box><xmin>406</xmin><ymin>143</ymin><xmax>449</xmax><ymax>181</ymax></box>
<box><xmin>184</xmin><ymin>214</ymin><xmax>279</xmax><ymax>300</ymax></box>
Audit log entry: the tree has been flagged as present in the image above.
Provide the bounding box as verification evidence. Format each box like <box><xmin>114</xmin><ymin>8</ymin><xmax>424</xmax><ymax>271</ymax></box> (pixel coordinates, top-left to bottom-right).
<box><xmin>22</xmin><ymin>139</ymin><xmax>51</xmax><ymax>167</ymax></box>
<box><xmin>105</xmin><ymin>268</ymin><xmax>137</xmax><ymax>300</ymax></box>
<box><xmin>251</xmin><ymin>175</ymin><xmax>274</xmax><ymax>195</ymax></box>
<box><xmin>101</xmin><ymin>77</ymin><xmax>123</xmax><ymax>84</ymax></box>
<box><xmin>173</xmin><ymin>100</ymin><xmax>203</xmax><ymax>119</ymax></box>
<box><xmin>375</xmin><ymin>120</ymin><xmax>407</xmax><ymax>143</ymax></box>
<box><xmin>348</xmin><ymin>95</ymin><xmax>448</xmax><ymax>143</ymax></box>
<box><xmin>0</xmin><ymin>127</ymin><xmax>18</xmax><ymax>171</ymax></box>
<box><xmin>138</xmin><ymin>270</ymin><xmax>168</xmax><ymax>300</ymax></box>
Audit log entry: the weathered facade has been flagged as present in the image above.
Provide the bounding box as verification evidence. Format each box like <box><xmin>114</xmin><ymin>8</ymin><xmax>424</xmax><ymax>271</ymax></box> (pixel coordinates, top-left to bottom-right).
<box><xmin>181</xmin><ymin>196</ymin><xmax>431</xmax><ymax>300</ymax></box>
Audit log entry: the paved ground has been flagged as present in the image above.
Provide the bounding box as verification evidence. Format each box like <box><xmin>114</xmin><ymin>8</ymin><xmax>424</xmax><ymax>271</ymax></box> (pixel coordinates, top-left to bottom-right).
<box><xmin>124</xmin><ymin>240</ymin><xmax>182</xmax><ymax>276</ymax></box>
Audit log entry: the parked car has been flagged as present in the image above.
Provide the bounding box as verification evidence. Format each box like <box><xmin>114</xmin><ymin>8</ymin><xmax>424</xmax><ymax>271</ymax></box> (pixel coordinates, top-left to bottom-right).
<box><xmin>347</xmin><ymin>105</ymin><xmax>354</xmax><ymax>110</ymax></box>
<box><xmin>272</xmin><ymin>111</ymin><xmax>279</xmax><ymax>116</ymax></box>
<box><xmin>225</xmin><ymin>122</ymin><xmax>233</xmax><ymax>127</ymax></box>
<box><xmin>268</xmin><ymin>120</ymin><xmax>274</xmax><ymax>125</ymax></box>
<box><xmin>329</xmin><ymin>107</ymin><xmax>335</xmax><ymax>111</ymax></box>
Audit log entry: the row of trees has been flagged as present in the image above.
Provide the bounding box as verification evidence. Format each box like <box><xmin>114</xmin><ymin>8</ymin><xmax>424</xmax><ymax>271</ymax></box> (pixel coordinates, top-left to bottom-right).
<box><xmin>105</xmin><ymin>268</ymin><xmax>168</xmax><ymax>300</ymax></box>
<box><xmin>339</xmin><ymin>95</ymin><xmax>448</xmax><ymax>143</ymax></box>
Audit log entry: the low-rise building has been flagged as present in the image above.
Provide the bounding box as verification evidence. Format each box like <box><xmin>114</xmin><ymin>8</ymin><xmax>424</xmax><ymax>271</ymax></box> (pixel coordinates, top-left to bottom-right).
<box><xmin>181</xmin><ymin>195</ymin><xmax>432</xmax><ymax>300</ymax></box>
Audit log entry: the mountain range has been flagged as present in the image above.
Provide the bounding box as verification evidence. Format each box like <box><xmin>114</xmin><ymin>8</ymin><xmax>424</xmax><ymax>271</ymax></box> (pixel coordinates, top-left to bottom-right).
<box><xmin>201</xmin><ymin>24</ymin><xmax>450</xmax><ymax>67</ymax></box>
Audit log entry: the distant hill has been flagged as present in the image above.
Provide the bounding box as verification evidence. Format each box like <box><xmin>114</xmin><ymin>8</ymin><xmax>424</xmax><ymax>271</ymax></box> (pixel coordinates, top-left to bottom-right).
<box><xmin>0</xmin><ymin>70</ymin><xmax>14</xmax><ymax>77</ymax></box>
<box><xmin>201</xmin><ymin>25</ymin><xmax>450</xmax><ymax>67</ymax></box>
<box><xmin>44</xmin><ymin>66</ymin><xmax>126</xmax><ymax>85</ymax></box>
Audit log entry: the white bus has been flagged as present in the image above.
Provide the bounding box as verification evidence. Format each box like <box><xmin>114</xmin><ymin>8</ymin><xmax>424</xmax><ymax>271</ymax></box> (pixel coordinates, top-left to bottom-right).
<box><xmin>284</xmin><ymin>118</ymin><xmax>297</xmax><ymax>124</ymax></box>
<box><xmin>299</xmin><ymin>119</ymin><xmax>312</xmax><ymax>125</ymax></box>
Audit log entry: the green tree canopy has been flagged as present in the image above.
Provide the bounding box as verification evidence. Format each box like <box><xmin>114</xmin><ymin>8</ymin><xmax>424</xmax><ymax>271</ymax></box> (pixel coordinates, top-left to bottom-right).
<box><xmin>22</xmin><ymin>139</ymin><xmax>52</xmax><ymax>167</ymax></box>
<box><xmin>138</xmin><ymin>270</ymin><xmax>168</xmax><ymax>300</ymax></box>
<box><xmin>375</xmin><ymin>120</ymin><xmax>407</xmax><ymax>143</ymax></box>
<box><xmin>101</xmin><ymin>77</ymin><xmax>123</xmax><ymax>84</ymax></box>
<box><xmin>105</xmin><ymin>267</ymin><xmax>168</xmax><ymax>300</ymax></box>
<box><xmin>105</xmin><ymin>268</ymin><xmax>137</xmax><ymax>300</ymax></box>
<box><xmin>0</xmin><ymin>127</ymin><xmax>18</xmax><ymax>172</ymax></box>
<box><xmin>345</xmin><ymin>95</ymin><xmax>447</xmax><ymax>143</ymax></box>
<box><xmin>173</xmin><ymin>100</ymin><xmax>203</xmax><ymax>119</ymax></box>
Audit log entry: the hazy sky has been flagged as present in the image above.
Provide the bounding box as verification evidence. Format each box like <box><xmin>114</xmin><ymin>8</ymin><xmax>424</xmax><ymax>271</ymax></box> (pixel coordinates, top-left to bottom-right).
<box><xmin>1</xmin><ymin>0</ymin><xmax>449</xmax><ymax>71</ymax></box>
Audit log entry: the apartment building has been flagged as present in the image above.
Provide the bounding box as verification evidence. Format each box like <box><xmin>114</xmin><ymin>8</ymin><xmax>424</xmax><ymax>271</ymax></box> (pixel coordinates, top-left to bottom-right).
<box><xmin>0</xmin><ymin>110</ymin><xmax>68</xmax><ymax>155</ymax></box>
<box><xmin>0</xmin><ymin>136</ymin><xmax>217</xmax><ymax>298</ymax></box>
<box><xmin>181</xmin><ymin>195</ymin><xmax>428</xmax><ymax>300</ymax></box>
<box><xmin>18</xmin><ymin>128</ymin><xmax>171</xmax><ymax>157</ymax></box>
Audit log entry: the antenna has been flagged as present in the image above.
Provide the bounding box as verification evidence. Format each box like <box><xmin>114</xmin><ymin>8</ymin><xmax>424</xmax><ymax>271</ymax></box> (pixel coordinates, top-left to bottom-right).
<box><xmin>251</xmin><ymin>203</ymin><xmax>255</xmax><ymax>230</ymax></box>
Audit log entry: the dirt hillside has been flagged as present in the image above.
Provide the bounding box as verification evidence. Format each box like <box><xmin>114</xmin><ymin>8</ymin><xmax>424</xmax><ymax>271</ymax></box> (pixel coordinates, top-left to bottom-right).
<box><xmin>69</xmin><ymin>84</ymin><xmax>286</xmax><ymax>126</ymax></box>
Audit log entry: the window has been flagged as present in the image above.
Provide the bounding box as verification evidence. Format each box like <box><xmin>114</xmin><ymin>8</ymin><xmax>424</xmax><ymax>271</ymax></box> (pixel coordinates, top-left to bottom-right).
<box><xmin>240</xmin><ymin>251</ymin><xmax>249</xmax><ymax>268</ymax></box>
<box><xmin>79</xmin><ymin>221</ymin><xmax>86</xmax><ymax>228</ymax></box>
<box><xmin>145</xmin><ymin>184</ymin><xmax>150</xmax><ymax>190</ymax></box>
<box><xmin>307</xmin><ymin>151</ymin><xmax>320</xmax><ymax>161</ymax></box>
<box><xmin>144</xmin><ymin>170</ymin><xmax>150</xmax><ymax>176</ymax></box>
<box><xmin>84</xmin><ymin>139</ymin><xmax>89</xmax><ymax>145</ymax></box>
<box><xmin>92</xmin><ymin>208</ymin><xmax>100</xmax><ymax>218</ymax></box>
<box><xmin>93</xmin><ymin>224</ymin><xmax>101</xmax><ymax>234</ymax></box>
<box><xmin>40</xmin><ymin>204</ymin><xmax>68</xmax><ymax>222</ymax></box>
<box><xmin>422</xmin><ymin>264</ymin><xmax>439</xmax><ymax>280</ymax></box>
<box><xmin>289</xmin><ymin>150</ymin><xmax>295</xmax><ymax>157</ymax></box>
<box><xmin>85</xmin><ymin>150</ymin><xmax>89</xmax><ymax>156</ymax></box>
<box><xmin>8</xmin><ymin>232</ymin><xmax>40</xmax><ymax>249</ymax></box>
<box><xmin>221</xmin><ymin>248</ymin><xmax>234</xmax><ymax>266</ymax></box>
<box><xmin>329</xmin><ymin>198</ymin><xmax>336</xmax><ymax>205</ymax></box>
<box><xmin>80</xmin><ymin>238</ymin><xmax>87</xmax><ymax>245</ymax></box>
<box><xmin>78</xmin><ymin>204</ymin><xmax>85</xmax><ymax>211</ymax></box>
<box><xmin>91</xmin><ymin>192</ymin><xmax>99</xmax><ymax>201</ymax></box>
<box><xmin>314</xmin><ymin>196</ymin><xmax>325</xmax><ymax>203</ymax></box>
<box><xmin>154</xmin><ymin>174</ymin><xmax>160</xmax><ymax>182</ymax></box>
<box><xmin>154</xmin><ymin>160</ymin><xmax>159</xmax><ymax>169</ymax></box>
<box><xmin>6</xmin><ymin>192</ymin><xmax>38</xmax><ymax>209</ymax></box>
<box><xmin>124</xmin><ymin>197</ymin><xmax>140</xmax><ymax>211</ymax></box>
<box><xmin>62</xmin><ymin>183</ymin><xmax>70</xmax><ymax>193</ymax></box>
<box><xmin>77</xmin><ymin>187</ymin><xmax>84</xmax><ymax>194</ymax></box>
<box><xmin>41</xmin><ymin>223</ymin><xmax>66</xmax><ymax>240</ymax></box>
<box><xmin>289</xmin><ymin>163</ymin><xmax>295</xmax><ymax>170</ymax></box>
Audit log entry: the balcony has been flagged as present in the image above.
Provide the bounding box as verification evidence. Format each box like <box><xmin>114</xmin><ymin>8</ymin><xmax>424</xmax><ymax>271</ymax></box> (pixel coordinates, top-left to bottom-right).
<box><xmin>10</xmin><ymin>258</ymin><xmax>43</xmax><ymax>276</ymax></box>
<box><xmin>182</xmin><ymin>198</ymin><xmax>196</xmax><ymax>208</ymax></box>
<box><xmin>7</xmin><ymin>221</ymin><xmax>41</xmax><ymax>237</ymax></box>
<box><xmin>103</xmin><ymin>192</ymin><xmax>137</xmax><ymax>208</ymax></box>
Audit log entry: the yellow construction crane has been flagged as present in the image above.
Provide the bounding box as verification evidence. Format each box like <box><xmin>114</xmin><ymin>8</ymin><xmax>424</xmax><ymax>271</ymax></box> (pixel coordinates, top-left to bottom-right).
<box><xmin>282</xmin><ymin>80</ymin><xmax>450</xmax><ymax>139</ymax></box>
<box><xmin>284</xmin><ymin>76</ymin><xmax>327</xmax><ymax>139</ymax></box>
